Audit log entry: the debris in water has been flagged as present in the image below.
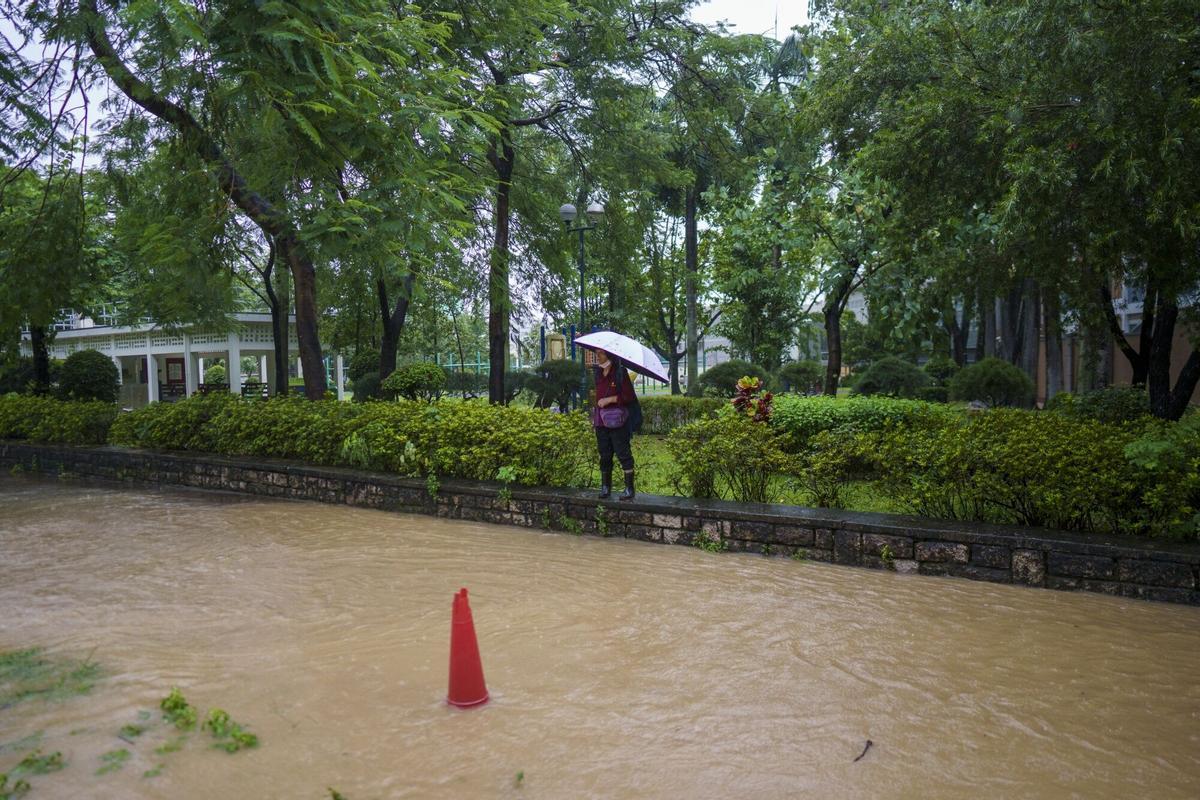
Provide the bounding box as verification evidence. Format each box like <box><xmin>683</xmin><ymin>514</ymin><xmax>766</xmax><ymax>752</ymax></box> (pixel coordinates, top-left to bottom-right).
<box><xmin>853</xmin><ymin>739</ymin><xmax>873</xmax><ymax>762</ymax></box>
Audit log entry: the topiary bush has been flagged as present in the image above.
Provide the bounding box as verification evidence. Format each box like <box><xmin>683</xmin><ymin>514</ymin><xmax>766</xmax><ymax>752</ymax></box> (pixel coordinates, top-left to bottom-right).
<box><xmin>347</xmin><ymin>349</ymin><xmax>380</xmax><ymax>383</ymax></box>
<box><xmin>694</xmin><ymin>359</ymin><xmax>771</xmax><ymax>398</ymax></box>
<box><xmin>0</xmin><ymin>394</ymin><xmax>116</xmax><ymax>445</ymax></box>
<box><xmin>922</xmin><ymin>355</ymin><xmax>960</xmax><ymax>386</ymax></box>
<box><xmin>380</xmin><ymin>363</ymin><xmax>446</xmax><ymax>402</ymax></box>
<box><xmin>351</xmin><ymin>371</ymin><xmax>382</xmax><ymax>403</ymax></box>
<box><xmin>525</xmin><ymin>359</ymin><xmax>583</xmax><ymax>409</ymax></box>
<box><xmin>948</xmin><ymin>357</ymin><xmax>1035</xmax><ymax>408</ymax></box>
<box><xmin>637</xmin><ymin>395</ymin><xmax>725</xmax><ymax>434</ymax></box>
<box><xmin>850</xmin><ymin>356</ymin><xmax>931</xmax><ymax>398</ymax></box>
<box><xmin>56</xmin><ymin>349</ymin><xmax>119</xmax><ymax>402</ymax></box>
<box><xmin>775</xmin><ymin>360</ymin><xmax>824</xmax><ymax>394</ymax></box>
<box><xmin>202</xmin><ymin>363</ymin><xmax>227</xmax><ymax>385</ymax></box>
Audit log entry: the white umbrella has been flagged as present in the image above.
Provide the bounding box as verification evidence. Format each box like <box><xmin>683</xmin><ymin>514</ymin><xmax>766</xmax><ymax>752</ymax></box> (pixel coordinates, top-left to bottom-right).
<box><xmin>574</xmin><ymin>330</ymin><xmax>670</xmax><ymax>383</ymax></box>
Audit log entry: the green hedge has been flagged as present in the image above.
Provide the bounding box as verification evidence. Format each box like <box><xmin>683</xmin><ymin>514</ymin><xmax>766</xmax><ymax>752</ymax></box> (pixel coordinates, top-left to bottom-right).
<box><xmin>821</xmin><ymin>410</ymin><xmax>1199</xmax><ymax>540</ymax></box>
<box><xmin>770</xmin><ymin>394</ymin><xmax>954</xmax><ymax>452</ymax></box>
<box><xmin>108</xmin><ymin>395</ymin><xmax>594</xmax><ymax>488</ymax></box>
<box><xmin>0</xmin><ymin>394</ymin><xmax>117</xmax><ymax>445</ymax></box>
<box><xmin>637</xmin><ymin>395</ymin><xmax>725</xmax><ymax>434</ymax></box>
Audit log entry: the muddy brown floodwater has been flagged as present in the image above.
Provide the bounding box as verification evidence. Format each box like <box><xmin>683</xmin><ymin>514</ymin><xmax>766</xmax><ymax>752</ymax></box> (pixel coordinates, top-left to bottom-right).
<box><xmin>1</xmin><ymin>479</ymin><xmax>1198</xmax><ymax>799</ymax></box>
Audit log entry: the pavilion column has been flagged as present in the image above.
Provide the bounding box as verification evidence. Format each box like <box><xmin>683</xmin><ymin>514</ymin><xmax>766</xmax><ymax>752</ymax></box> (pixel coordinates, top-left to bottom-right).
<box><xmin>183</xmin><ymin>333</ymin><xmax>197</xmax><ymax>397</ymax></box>
<box><xmin>112</xmin><ymin>356</ymin><xmax>123</xmax><ymax>385</ymax></box>
<box><xmin>199</xmin><ymin>357</ymin><xmax>206</xmax><ymax>384</ymax></box>
<box><xmin>259</xmin><ymin>355</ymin><xmax>268</xmax><ymax>382</ymax></box>
<box><xmin>228</xmin><ymin>334</ymin><xmax>242</xmax><ymax>395</ymax></box>
<box><xmin>335</xmin><ymin>353</ymin><xmax>345</xmax><ymax>401</ymax></box>
<box><xmin>296</xmin><ymin>356</ymin><xmax>303</xmax><ymax>379</ymax></box>
<box><xmin>146</xmin><ymin>336</ymin><xmax>159</xmax><ymax>403</ymax></box>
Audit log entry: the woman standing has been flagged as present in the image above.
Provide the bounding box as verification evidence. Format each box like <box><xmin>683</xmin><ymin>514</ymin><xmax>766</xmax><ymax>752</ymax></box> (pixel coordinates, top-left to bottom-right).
<box><xmin>592</xmin><ymin>348</ymin><xmax>637</xmax><ymax>501</ymax></box>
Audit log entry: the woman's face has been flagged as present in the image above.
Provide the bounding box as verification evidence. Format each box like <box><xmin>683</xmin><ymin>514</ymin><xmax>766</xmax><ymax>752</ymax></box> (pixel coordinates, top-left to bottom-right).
<box><xmin>596</xmin><ymin>350</ymin><xmax>611</xmax><ymax>366</ymax></box>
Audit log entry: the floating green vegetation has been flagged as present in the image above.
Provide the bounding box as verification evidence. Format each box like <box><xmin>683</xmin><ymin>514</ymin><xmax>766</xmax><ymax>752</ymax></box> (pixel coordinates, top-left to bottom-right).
<box><xmin>328</xmin><ymin>790</ymin><xmax>348</xmax><ymax>800</ymax></box>
<box><xmin>118</xmin><ymin>724</ymin><xmax>145</xmax><ymax>741</ymax></box>
<box><xmin>514</xmin><ymin>770</ymin><xmax>525</xmax><ymax>788</ymax></box>
<box><xmin>96</xmin><ymin>748</ymin><xmax>129</xmax><ymax>775</ymax></box>
<box><xmin>160</xmin><ymin>687</ymin><xmax>197</xmax><ymax>730</ymax></box>
<box><xmin>0</xmin><ymin>773</ymin><xmax>31</xmax><ymax>799</ymax></box>
<box><xmin>154</xmin><ymin>736</ymin><xmax>187</xmax><ymax>756</ymax></box>
<box><xmin>203</xmin><ymin>709</ymin><xmax>258</xmax><ymax>753</ymax></box>
<box><xmin>13</xmin><ymin>751</ymin><xmax>63</xmax><ymax>776</ymax></box>
<box><xmin>143</xmin><ymin>764</ymin><xmax>164</xmax><ymax>779</ymax></box>
<box><xmin>0</xmin><ymin>648</ymin><xmax>101</xmax><ymax>709</ymax></box>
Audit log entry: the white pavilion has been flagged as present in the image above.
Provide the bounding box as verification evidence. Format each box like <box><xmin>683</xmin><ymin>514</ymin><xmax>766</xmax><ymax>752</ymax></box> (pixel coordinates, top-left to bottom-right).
<box><xmin>19</xmin><ymin>310</ymin><xmax>347</xmax><ymax>407</ymax></box>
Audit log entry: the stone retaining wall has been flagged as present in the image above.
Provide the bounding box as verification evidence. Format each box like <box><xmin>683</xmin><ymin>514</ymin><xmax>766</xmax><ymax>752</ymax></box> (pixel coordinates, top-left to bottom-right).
<box><xmin>4</xmin><ymin>441</ymin><xmax>1199</xmax><ymax>606</ymax></box>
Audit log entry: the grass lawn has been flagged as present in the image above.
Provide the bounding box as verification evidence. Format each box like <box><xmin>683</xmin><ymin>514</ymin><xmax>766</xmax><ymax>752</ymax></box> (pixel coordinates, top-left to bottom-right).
<box><xmin>594</xmin><ymin>434</ymin><xmax>902</xmax><ymax>515</ymax></box>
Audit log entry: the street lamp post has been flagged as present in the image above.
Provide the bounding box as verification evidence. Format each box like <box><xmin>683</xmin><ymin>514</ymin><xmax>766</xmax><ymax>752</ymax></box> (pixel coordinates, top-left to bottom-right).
<box><xmin>559</xmin><ymin>199</ymin><xmax>605</xmax><ymax>407</ymax></box>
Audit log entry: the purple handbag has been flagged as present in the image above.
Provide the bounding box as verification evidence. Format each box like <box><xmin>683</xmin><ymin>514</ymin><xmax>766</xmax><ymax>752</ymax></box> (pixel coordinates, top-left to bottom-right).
<box><xmin>596</xmin><ymin>405</ymin><xmax>629</xmax><ymax>429</ymax></box>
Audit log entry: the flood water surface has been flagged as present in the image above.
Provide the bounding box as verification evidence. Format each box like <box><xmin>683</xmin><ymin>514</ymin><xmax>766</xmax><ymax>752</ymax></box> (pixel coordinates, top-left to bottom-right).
<box><xmin>1</xmin><ymin>479</ymin><xmax>1198</xmax><ymax>799</ymax></box>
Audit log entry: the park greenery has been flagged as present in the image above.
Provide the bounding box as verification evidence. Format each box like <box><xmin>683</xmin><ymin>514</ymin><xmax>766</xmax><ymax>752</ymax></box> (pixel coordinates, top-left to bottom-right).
<box><xmin>0</xmin><ymin>0</ymin><xmax>1195</xmax><ymax>419</ymax></box>
<box><xmin>0</xmin><ymin>2</ymin><xmax>1198</xmax><ymax>542</ymax></box>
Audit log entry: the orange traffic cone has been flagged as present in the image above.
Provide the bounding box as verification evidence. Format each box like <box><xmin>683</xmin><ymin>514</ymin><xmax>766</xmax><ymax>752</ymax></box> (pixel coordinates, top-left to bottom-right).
<box><xmin>447</xmin><ymin>588</ymin><xmax>489</xmax><ymax>708</ymax></box>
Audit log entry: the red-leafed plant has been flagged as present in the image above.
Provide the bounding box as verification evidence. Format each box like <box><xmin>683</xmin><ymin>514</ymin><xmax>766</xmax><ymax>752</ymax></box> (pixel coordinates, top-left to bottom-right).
<box><xmin>731</xmin><ymin>376</ymin><xmax>773</xmax><ymax>423</ymax></box>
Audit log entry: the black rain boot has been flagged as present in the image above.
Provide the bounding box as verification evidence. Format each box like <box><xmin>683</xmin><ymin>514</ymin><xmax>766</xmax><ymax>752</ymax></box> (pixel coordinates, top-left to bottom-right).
<box><xmin>619</xmin><ymin>469</ymin><xmax>636</xmax><ymax>501</ymax></box>
<box><xmin>599</xmin><ymin>470</ymin><xmax>612</xmax><ymax>499</ymax></box>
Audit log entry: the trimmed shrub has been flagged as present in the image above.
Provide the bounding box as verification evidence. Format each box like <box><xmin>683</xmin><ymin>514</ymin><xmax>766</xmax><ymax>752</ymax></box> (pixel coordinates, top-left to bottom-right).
<box><xmin>637</xmin><ymin>395</ymin><xmax>725</xmax><ymax>434</ymax></box>
<box><xmin>347</xmin><ymin>349</ymin><xmax>380</xmax><ymax>383</ymax></box>
<box><xmin>380</xmin><ymin>363</ymin><xmax>446</xmax><ymax>402</ymax></box>
<box><xmin>948</xmin><ymin>357</ymin><xmax>1034</xmax><ymax>407</ymax></box>
<box><xmin>839</xmin><ymin>409</ymin><xmax>1199</xmax><ymax>539</ymax></box>
<box><xmin>776</xmin><ymin>360</ymin><xmax>823</xmax><ymax>394</ymax></box>
<box><xmin>56</xmin><ymin>349</ymin><xmax>119</xmax><ymax>403</ymax></box>
<box><xmin>351</xmin><ymin>372</ymin><xmax>382</xmax><ymax>403</ymax></box>
<box><xmin>922</xmin><ymin>355</ymin><xmax>960</xmax><ymax>386</ymax></box>
<box><xmin>770</xmin><ymin>394</ymin><xmax>955</xmax><ymax>452</ymax></box>
<box><xmin>1046</xmin><ymin>386</ymin><xmax>1151</xmax><ymax>425</ymax></box>
<box><xmin>526</xmin><ymin>359</ymin><xmax>583</xmax><ymax>409</ymax></box>
<box><xmin>695</xmin><ymin>359</ymin><xmax>771</xmax><ymax>398</ymax></box>
<box><xmin>108</xmin><ymin>394</ymin><xmax>594</xmax><ymax>488</ymax></box>
<box><xmin>850</xmin><ymin>356</ymin><xmax>931</xmax><ymax>399</ymax></box>
<box><xmin>108</xmin><ymin>392</ymin><xmax>238</xmax><ymax>451</ymax></box>
<box><xmin>0</xmin><ymin>394</ymin><xmax>116</xmax><ymax>445</ymax></box>
<box><xmin>202</xmin><ymin>363</ymin><xmax>227</xmax><ymax>384</ymax></box>
<box><xmin>667</xmin><ymin>410</ymin><xmax>795</xmax><ymax>503</ymax></box>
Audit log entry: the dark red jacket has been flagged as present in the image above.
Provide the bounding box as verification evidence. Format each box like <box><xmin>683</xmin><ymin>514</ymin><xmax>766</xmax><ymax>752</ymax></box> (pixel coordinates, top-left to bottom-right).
<box><xmin>594</xmin><ymin>364</ymin><xmax>636</xmax><ymax>407</ymax></box>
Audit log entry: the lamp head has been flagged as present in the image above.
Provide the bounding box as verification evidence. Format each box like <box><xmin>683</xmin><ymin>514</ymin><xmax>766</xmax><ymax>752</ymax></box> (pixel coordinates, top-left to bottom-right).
<box><xmin>586</xmin><ymin>202</ymin><xmax>605</xmax><ymax>224</ymax></box>
<box><xmin>558</xmin><ymin>203</ymin><xmax>577</xmax><ymax>223</ymax></box>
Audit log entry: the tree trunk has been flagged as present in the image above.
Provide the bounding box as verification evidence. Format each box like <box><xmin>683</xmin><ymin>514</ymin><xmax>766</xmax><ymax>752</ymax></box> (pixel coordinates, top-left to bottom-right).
<box><xmin>1164</xmin><ymin>350</ymin><xmax>1200</xmax><ymax>421</ymax></box>
<box><xmin>1019</xmin><ymin>278</ymin><xmax>1039</xmax><ymax>382</ymax></box>
<box><xmin>261</xmin><ymin>240</ymin><xmax>289</xmax><ymax>397</ymax></box>
<box><xmin>684</xmin><ymin>184</ymin><xmax>698</xmax><ymax>394</ymax></box>
<box><xmin>981</xmin><ymin>295</ymin><xmax>997</xmax><ymax>359</ymax></box>
<box><xmin>951</xmin><ymin>302</ymin><xmax>971</xmax><ymax>366</ymax></box>
<box><xmin>377</xmin><ymin>272</ymin><xmax>415</xmax><ymax>381</ymax></box>
<box><xmin>1044</xmin><ymin>290</ymin><xmax>1063</xmax><ymax>402</ymax></box>
<box><xmin>278</xmin><ymin>236</ymin><xmax>327</xmax><ymax>399</ymax></box>
<box><xmin>29</xmin><ymin>325</ymin><xmax>50</xmax><ymax>394</ymax></box>
<box><xmin>822</xmin><ymin>304</ymin><xmax>842</xmax><ymax>396</ymax></box>
<box><xmin>1148</xmin><ymin>300</ymin><xmax>1179</xmax><ymax>419</ymax></box>
<box><xmin>487</xmin><ymin>129</ymin><xmax>515</xmax><ymax>404</ymax></box>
